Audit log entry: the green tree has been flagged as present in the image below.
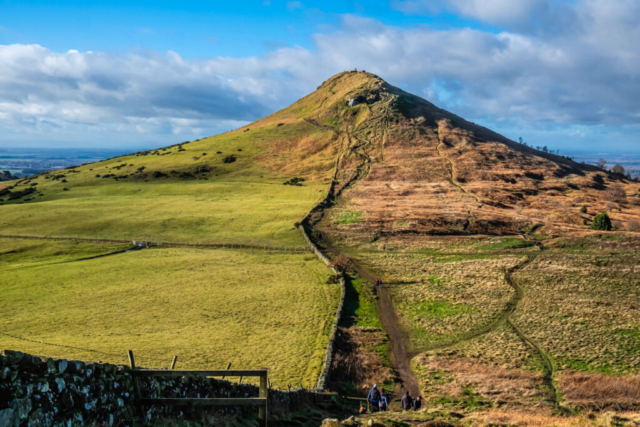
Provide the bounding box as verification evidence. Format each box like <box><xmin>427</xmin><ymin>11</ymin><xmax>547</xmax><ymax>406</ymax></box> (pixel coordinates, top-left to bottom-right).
<box><xmin>591</xmin><ymin>212</ymin><xmax>612</xmax><ymax>231</ymax></box>
<box><xmin>580</xmin><ymin>205</ymin><xmax>587</xmax><ymax>214</ymax></box>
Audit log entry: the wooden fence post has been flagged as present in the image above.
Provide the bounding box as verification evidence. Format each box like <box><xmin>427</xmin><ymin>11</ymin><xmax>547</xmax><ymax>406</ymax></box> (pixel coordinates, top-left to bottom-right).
<box><xmin>170</xmin><ymin>356</ymin><xmax>178</xmax><ymax>370</ymax></box>
<box><xmin>128</xmin><ymin>350</ymin><xmax>136</xmax><ymax>369</ymax></box>
<box><xmin>128</xmin><ymin>351</ymin><xmax>144</xmax><ymax>421</ymax></box>
<box><xmin>222</xmin><ymin>362</ymin><xmax>231</xmax><ymax>379</ymax></box>
<box><xmin>259</xmin><ymin>368</ymin><xmax>268</xmax><ymax>427</ymax></box>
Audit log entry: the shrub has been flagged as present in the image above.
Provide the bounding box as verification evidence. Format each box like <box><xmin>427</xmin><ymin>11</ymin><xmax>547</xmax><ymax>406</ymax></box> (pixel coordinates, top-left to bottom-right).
<box><xmin>326</xmin><ymin>275</ymin><xmax>341</xmax><ymax>284</ymax></box>
<box><xmin>580</xmin><ymin>205</ymin><xmax>587</xmax><ymax>214</ymax></box>
<box><xmin>223</xmin><ymin>155</ymin><xmax>237</xmax><ymax>164</ymax></box>
<box><xmin>591</xmin><ymin>212</ymin><xmax>612</xmax><ymax>231</ymax></box>
<box><xmin>612</xmin><ymin>219</ymin><xmax>624</xmax><ymax>230</ymax></box>
<box><xmin>613</xmin><ymin>164</ymin><xmax>625</xmax><ymax>175</ymax></box>
<box><xmin>606</xmin><ymin>202</ymin><xmax>618</xmax><ymax>212</ymax></box>
<box><xmin>152</xmin><ymin>171</ymin><xmax>168</xmax><ymax>178</ymax></box>
<box><xmin>283</xmin><ymin>177</ymin><xmax>305</xmax><ymax>186</ymax></box>
<box><xmin>629</xmin><ymin>220</ymin><xmax>640</xmax><ymax>232</ymax></box>
<box><xmin>606</xmin><ymin>186</ymin><xmax>627</xmax><ymax>203</ymax></box>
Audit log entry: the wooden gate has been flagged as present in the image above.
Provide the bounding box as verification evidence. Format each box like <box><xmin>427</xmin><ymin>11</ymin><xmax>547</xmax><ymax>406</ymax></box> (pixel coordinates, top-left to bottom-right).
<box><xmin>128</xmin><ymin>352</ymin><xmax>268</xmax><ymax>426</ymax></box>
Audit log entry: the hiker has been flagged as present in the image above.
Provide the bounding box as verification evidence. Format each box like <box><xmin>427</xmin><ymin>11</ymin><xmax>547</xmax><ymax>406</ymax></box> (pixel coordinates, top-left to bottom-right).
<box><xmin>413</xmin><ymin>395</ymin><xmax>422</xmax><ymax>411</ymax></box>
<box><xmin>367</xmin><ymin>384</ymin><xmax>381</xmax><ymax>412</ymax></box>
<box><xmin>383</xmin><ymin>245</ymin><xmax>386</xmax><ymax>252</ymax></box>
<box><xmin>401</xmin><ymin>391</ymin><xmax>413</xmax><ymax>411</ymax></box>
<box><xmin>379</xmin><ymin>390</ymin><xmax>389</xmax><ymax>412</ymax></box>
<box><xmin>376</xmin><ymin>279</ymin><xmax>380</xmax><ymax>287</ymax></box>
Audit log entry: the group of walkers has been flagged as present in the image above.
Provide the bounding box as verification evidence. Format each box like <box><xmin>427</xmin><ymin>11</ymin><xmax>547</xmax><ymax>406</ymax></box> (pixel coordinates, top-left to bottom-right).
<box><xmin>366</xmin><ymin>384</ymin><xmax>422</xmax><ymax>412</ymax></box>
<box><xmin>375</xmin><ymin>278</ymin><xmax>383</xmax><ymax>287</ymax></box>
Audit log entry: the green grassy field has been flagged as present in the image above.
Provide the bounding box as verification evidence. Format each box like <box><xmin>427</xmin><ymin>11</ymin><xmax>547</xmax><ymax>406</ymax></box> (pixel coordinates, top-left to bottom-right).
<box><xmin>0</xmin><ymin>239</ymin><xmax>339</xmax><ymax>387</ymax></box>
<box><xmin>0</xmin><ymin>121</ymin><xmax>335</xmax><ymax>247</ymax></box>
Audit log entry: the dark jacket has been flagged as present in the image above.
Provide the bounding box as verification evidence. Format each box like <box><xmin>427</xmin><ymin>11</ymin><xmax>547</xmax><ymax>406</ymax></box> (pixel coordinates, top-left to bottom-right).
<box><xmin>413</xmin><ymin>397</ymin><xmax>422</xmax><ymax>410</ymax></box>
<box><xmin>401</xmin><ymin>394</ymin><xmax>412</xmax><ymax>410</ymax></box>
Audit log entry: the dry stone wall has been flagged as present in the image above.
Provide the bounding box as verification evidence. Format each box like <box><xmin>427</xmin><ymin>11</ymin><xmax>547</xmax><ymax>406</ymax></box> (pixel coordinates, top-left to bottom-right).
<box><xmin>0</xmin><ymin>350</ymin><xmax>313</xmax><ymax>426</ymax></box>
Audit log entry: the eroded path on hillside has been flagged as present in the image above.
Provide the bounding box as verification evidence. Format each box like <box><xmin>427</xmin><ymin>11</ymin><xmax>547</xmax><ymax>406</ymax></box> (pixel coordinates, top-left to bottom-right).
<box><xmin>435</xmin><ymin>123</ymin><xmax>483</xmax><ymax>208</ymax></box>
<box><xmin>302</xmin><ymin>117</ymin><xmax>421</xmax><ymax>396</ymax></box>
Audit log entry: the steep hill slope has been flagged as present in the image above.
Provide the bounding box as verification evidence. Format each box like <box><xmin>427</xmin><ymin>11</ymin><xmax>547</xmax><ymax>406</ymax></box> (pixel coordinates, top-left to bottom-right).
<box><xmin>303</xmin><ymin>72</ymin><xmax>640</xmax><ymax>238</ymax></box>
<box><xmin>2</xmin><ymin>71</ymin><xmax>637</xmax><ymax>241</ymax></box>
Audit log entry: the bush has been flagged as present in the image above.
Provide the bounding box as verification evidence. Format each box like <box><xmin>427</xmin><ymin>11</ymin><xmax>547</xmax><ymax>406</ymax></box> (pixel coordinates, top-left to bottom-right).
<box><xmin>152</xmin><ymin>171</ymin><xmax>168</xmax><ymax>178</ymax></box>
<box><xmin>606</xmin><ymin>186</ymin><xmax>627</xmax><ymax>203</ymax></box>
<box><xmin>326</xmin><ymin>275</ymin><xmax>341</xmax><ymax>284</ymax></box>
<box><xmin>591</xmin><ymin>212</ymin><xmax>612</xmax><ymax>231</ymax></box>
<box><xmin>612</xmin><ymin>219</ymin><xmax>624</xmax><ymax>230</ymax></box>
<box><xmin>283</xmin><ymin>177</ymin><xmax>305</xmax><ymax>186</ymax></box>
<box><xmin>223</xmin><ymin>155</ymin><xmax>237</xmax><ymax>164</ymax></box>
<box><xmin>629</xmin><ymin>220</ymin><xmax>640</xmax><ymax>232</ymax></box>
<box><xmin>606</xmin><ymin>202</ymin><xmax>619</xmax><ymax>212</ymax></box>
<box><xmin>613</xmin><ymin>164</ymin><xmax>625</xmax><ymax>175</ymax></box>
<box><xmin>580</xmin><ymin>205</ymin><xmax>587</xmax><ymax>214</ymax></box>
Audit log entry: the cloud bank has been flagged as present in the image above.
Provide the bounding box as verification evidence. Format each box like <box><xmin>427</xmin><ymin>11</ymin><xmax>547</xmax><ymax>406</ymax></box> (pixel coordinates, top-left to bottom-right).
<box><xmin>0</xmin><ymin>0</ymin><xmax>639</xmax><ymax>149</ymax></box>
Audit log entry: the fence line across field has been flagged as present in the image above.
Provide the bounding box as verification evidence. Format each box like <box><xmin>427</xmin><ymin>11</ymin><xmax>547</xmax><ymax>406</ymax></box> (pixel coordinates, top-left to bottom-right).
<box><xmin>0</xmin><ymin>234</ymin><xmax>311</xmax><ymax>253</ymax></box>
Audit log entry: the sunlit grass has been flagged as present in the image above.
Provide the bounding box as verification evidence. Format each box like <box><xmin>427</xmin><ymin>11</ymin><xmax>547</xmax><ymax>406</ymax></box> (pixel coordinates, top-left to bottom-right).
<box><xmin>0</xmin><ymin>241</ymin><xmax>340</xmax><ymax>387</ymax></box>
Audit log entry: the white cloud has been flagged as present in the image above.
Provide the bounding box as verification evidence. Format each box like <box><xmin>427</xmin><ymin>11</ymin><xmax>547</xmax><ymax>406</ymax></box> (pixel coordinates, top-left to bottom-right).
<box><xmin>0</xmin><ymin>0</ymin><xmax>638</xmax><ymax>149</ymax></box>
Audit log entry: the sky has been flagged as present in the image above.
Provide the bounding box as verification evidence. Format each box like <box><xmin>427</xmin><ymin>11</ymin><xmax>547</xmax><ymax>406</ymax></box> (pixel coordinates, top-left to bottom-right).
<box><xmin>0</xmin><ymin>0</ymin><xmax>639</xmax><ymax>154</ymax></box>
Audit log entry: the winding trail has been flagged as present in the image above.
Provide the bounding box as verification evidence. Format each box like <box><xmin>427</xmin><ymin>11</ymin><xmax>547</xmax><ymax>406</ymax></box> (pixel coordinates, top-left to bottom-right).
<box><xmin>435</xmin><ymin>127</ymin><xmax>483</xmax><ymax>207</ymax></box>
<box><xmin>416</xmin><ymin>256</ymin><xmax>533</xmax><ymax>353</ymax></box>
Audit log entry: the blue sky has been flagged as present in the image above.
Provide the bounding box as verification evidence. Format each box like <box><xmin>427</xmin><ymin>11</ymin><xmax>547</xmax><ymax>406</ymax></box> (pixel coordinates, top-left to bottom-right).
<box><xmin>0</xmin><ymin>0</ymin><xmax>638</xmax><ymax>154</ymax></box>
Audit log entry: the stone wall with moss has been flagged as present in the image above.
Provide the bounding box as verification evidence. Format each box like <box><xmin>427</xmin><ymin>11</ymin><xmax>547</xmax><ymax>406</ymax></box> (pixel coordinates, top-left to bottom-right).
<box><xmin>0</xmin><ymin>350</ymin><xmax>313</xmax><ymax>426</ymax></box>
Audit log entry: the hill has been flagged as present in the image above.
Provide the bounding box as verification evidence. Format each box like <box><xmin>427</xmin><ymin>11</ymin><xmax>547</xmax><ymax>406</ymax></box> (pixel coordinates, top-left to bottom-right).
<box><xmin>2</xmin><ymin>71</ymin><xmax>640</xmax><ymax>424</ymax></box>
<box><xmin>2</xmin><ymin>71</ymin><xmax>639</xmax><ymax>241</ymax></box>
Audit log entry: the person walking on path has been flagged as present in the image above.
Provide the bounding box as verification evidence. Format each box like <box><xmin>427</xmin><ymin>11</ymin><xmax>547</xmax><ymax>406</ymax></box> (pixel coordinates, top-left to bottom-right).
<box><xmin>413</xmin><ymin>395</ymin><xmax>422</xmax><ymax>411</ymax></box>
<box><xmin>401</xmin><ymin>391</ymin><xmax>413</xmax><ymax>411</ymax></box>
<box><xmin>367</xmin><ymin>384</ymin><xmax>381</xmax><ymax>412</ymax></box>
<box><xmin>379</xmin><ymin>390</ymin><xmax>389</xmax><ymax>412</ymax></box>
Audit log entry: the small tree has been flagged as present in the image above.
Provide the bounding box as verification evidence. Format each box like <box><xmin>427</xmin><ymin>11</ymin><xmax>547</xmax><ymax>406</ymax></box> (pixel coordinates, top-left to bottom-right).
<box><xmin>580</xmin><ymin>205</ymin><xmax>587</xmax><ymax>214</ymax></box>
<box><xmin>597</xmin><ymin>158</ymin><xmax>607</xmax><ymax>169</ymax></box>
<box><xmin>613</xmin><ymin>164</ymin><xmax>625</xmax><ymax>175</ymax></box>
<box><xmin>591</xmin><ymin>212</ymin><xmax>612</xmax><ymax>231</ymax></box>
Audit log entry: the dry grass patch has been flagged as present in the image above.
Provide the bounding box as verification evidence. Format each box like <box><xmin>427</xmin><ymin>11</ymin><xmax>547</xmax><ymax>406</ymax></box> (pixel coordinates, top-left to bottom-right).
<box><xmin>560</xmin><ymin>372</ymin><xmax>640</xmax><ymax>410</ymax></box>
<box><xmin>511</xmin><ymin>252</ymin><xmax>640</xmax><ymax>373</ymax></box>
